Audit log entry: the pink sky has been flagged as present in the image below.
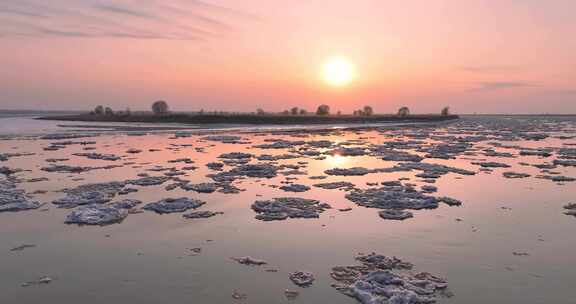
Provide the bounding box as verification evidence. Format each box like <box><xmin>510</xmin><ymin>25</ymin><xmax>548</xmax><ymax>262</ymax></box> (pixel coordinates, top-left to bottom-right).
<box><xmin>1</xmin><ymin>0</ymin><xmax>575</xmax><ymax>113</ymax></box>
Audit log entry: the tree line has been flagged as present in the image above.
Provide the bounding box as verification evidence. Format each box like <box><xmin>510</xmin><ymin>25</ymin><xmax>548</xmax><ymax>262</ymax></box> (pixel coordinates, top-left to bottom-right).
<box><xmin>90</xmin><ymin>100</ymin><xmax>451</xmax><ymax>117</ymax></box>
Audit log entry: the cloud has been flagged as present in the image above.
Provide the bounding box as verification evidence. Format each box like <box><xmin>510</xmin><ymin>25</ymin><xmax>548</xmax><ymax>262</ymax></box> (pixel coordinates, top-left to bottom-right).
<box><xmin>0</xmin><ymin>7</ymin><xmax>48</xmax><ymax>17</ymax></box>
<box><xmin>1</xmin><ymin>17</ymin><xmax>200</xmax><ymax>40</ymax></box>
<box><xmin>460</xmin><ymin>65</ymin><xmax>523</xmax><ymax>73</ymax></box>
<box><xmin>93</xmin><ymin>4</ymin><xmax>159</xmax><ymax>19</ymax></box>
<box><xmin>187</xmin><ymin>0</ymin><xmax>260</xmax><ymax>20</ymax></box>
<box><xmin>546</xmin><ymin>89</ymin><xmax>576</xmax><ymax>95</ymax></box>
<box><xmin>472</xmin><ymin>81</ymin><xmax>535</xmax><ymax>91</ymax></box>
<box><xmin>0</xmin><ymin>0</ymin><xmax>255</xmax><ymax>40</ymax></box>
<box><xmin>39</xmin><ymin>28</ymin><xmax>94</xmax><ymax>37</ymax></box>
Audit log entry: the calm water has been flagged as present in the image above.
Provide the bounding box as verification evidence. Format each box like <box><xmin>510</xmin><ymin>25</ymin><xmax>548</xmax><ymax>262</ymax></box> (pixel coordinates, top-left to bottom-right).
<box><xmin>0</xmin><ymin>113</ymin><xmax>203</xmax><ymax>136</ymax></box>
<box><xmin>1</xmin><ymin>115</ymin><xmax>575</xmax><ymax>303</ymax></box>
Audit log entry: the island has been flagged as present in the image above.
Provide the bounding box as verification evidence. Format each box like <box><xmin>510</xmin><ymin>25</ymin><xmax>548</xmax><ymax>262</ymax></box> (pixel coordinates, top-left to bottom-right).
<box><xmin>37</xmin><ymin>102</ymin><xmax>459</xmax><ymax>125</ymax></box>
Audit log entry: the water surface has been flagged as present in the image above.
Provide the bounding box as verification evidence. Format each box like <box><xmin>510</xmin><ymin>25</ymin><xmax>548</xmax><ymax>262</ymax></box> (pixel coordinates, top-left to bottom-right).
<box><xmin>1</xmin><ymin>115</ymin><xmax>575</xmax><ymax>303</ymax></box>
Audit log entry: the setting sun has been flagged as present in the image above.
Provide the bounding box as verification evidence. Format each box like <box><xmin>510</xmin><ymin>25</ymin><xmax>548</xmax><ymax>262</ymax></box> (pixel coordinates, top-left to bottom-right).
<box><xmin>321</xmin><ymin>56</ymin><xmax>356</xmax><ymax>87</ymax></box>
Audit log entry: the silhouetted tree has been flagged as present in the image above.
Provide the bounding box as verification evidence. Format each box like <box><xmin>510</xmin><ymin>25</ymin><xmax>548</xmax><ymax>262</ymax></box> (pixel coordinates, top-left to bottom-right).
<box><xmin>256</xmin><ymin>108</ymin><xmax>265</xmax><ymax>115</ymax></box>
<box><xmin>397</xmin><ymin>106</ymin><xmax>410</xmax><ymax>117</ymax></box>
<box><xmin>152</xmin><ymin>100</ymin><xmax>169</xmax><ymax>115</ymax></box>
<box><xmin>363</xmin><ymin>106</ymin><xmax>374</xmax><ymax>116</ymax></box>
<box><xmin>94</xmin><ymin>105</ymin><xmax>104</xmax><ymax>115</ymax></box>
<box><xmin>104</xmin><ymin>107</ymin><xmax>114</xmax><ymax>116</ymax></box>
<box><xmin>299</xmin><ymin>109</ymin><xmax>308</xmax><ymax>115</ymax></box>
<box><xmin>441</xmin><ymin>106</ymin><xmax>450</xmax><ymax>116</ymax></box>
<box><xmin>290</xmin><ymin>107</ymin><xmax>299</xmax><ymax>115</ymax></box>
<box><xmin>316</xmin><ymin>104</ymin><xmax>330</xmax><ymax>115</ymax></box>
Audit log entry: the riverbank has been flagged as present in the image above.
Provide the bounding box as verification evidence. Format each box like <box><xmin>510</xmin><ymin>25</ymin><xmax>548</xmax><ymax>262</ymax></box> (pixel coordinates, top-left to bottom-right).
<box><xmin>37</xmin><ymin>112</ymin><xmax>459</xmax><ymax>125</ymax></box>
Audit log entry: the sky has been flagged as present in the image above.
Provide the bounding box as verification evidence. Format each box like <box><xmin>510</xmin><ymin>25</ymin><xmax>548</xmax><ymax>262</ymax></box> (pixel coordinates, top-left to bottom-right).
<box><xmin>0</xmin><ymin>0</ymin><xmax>575</xmax><ymax>114</ymax></box>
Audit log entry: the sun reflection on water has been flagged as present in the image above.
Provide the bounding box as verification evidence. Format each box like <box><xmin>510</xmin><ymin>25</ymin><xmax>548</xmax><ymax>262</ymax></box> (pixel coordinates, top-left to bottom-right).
<box><xmin>325</xmin><ymin>154</ymin><xmax>349</xmax><ymax>167</ymax></box>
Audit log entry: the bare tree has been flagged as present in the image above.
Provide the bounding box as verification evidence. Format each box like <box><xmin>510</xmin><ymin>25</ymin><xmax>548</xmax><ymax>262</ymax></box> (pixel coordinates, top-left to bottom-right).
<box><xmin>94</xmin><ymin>105</ymin><xmax>104</xmax><ymax>115</ymax></box>
<box><xmin>397</xmin><ymin>106</ymin><xmax>410</xmax><ymax>117</ymax></box>
<box><xmin>152</xmin><ymin>100</ymin><xmax>169</xmax><ymax>115</ymax></box>
<box><xmin>441</xmin><ymin>106</ymin><xmax>450</xmax><ymax>116</ymax></box>
<box><xmin>363</xmin><ymin>106</ymin><xmax>374</xmax><ymax>116</ymax></box>
<box><xmin>316</xmin><ymin>104</ymin><xmax>330</xmax><ymax>115</ymax></box>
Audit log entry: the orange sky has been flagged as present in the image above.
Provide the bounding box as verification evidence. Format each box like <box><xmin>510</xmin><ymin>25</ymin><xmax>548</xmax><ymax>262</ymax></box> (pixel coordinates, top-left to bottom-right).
<box><xmin>1</xmin><ymin>0</ymin><xmax>575</xmax><ymax>113</ymax></box>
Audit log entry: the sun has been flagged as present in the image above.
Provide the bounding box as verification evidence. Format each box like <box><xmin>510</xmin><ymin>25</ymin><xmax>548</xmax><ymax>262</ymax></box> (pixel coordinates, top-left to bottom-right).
<box><xmin>321</xmin><ymin>56</ymin><xmax>356</xmax><ymax>87</ymax></box>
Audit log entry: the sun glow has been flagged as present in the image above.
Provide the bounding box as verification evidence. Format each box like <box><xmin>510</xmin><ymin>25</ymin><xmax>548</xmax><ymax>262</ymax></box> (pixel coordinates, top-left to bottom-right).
<box><xmin>321</xmin><ymin>56</ymin><xmax>356</xmax><ymax>87</ymax></box>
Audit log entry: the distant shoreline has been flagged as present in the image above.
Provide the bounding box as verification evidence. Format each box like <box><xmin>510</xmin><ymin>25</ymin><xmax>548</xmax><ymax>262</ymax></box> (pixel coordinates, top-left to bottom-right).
<box><xmin>36</xmin><ymin>113</ymin><xmax>460</xmax><ymax>125</ymax></box>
